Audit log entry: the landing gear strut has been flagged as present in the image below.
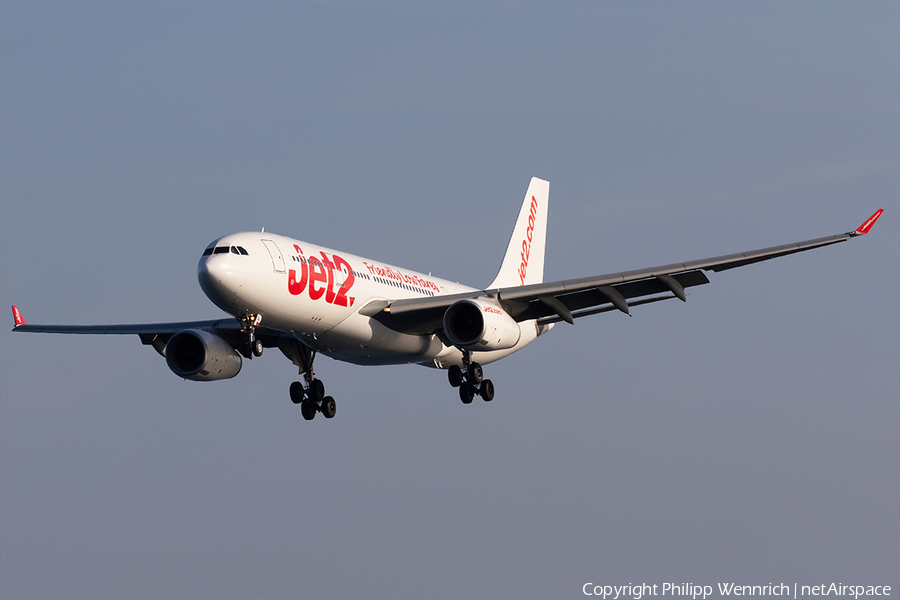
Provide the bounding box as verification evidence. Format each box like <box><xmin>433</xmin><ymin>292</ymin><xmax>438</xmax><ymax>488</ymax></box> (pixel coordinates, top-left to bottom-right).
<box><xmin>449</xmin><ymin>351</ymin><xmax>494</xmax><ymax>403</ymax></box>
<box><xmin>287</xmin><ymin>347</ymin><xmax>336</xmax><ymax>421</ymax></box>
<box><xmin>237</xmin><ymin>314</ymin><xmax>265</xmax><ymax>358</ymax></box>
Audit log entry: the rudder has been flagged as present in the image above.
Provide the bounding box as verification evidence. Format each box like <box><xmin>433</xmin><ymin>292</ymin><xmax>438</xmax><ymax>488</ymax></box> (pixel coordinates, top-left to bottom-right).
<box><xmin>488</xmin><ymin>177</ymin><xmax>550</xmax><ymax>289</ymax></box>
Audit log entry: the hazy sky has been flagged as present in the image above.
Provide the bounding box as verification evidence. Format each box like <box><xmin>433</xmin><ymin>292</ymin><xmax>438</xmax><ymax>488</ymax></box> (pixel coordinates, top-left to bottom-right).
<box><xmin>1</xmin><ymin>2</ymin><xmax>898</xmax><ymax>599</ymax></box>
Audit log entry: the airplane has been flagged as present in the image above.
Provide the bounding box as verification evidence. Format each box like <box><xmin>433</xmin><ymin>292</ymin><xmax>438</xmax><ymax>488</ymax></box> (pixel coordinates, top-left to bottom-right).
<box><xmin>11</xmin><ymin>178</ymin><xmax>883</xmax><ymax>421</ymax></box>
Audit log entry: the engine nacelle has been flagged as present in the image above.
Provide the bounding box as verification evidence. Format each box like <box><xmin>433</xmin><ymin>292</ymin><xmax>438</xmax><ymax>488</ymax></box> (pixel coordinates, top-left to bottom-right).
<box><xmin>165</xmin><ymin>329</ymin><xmax>242</xmax><ymax>381</ymax></box>
<box><xmin>443</xmin><ymin>298</ymin><xmax>521</xmax><ymax>351</ymax></box>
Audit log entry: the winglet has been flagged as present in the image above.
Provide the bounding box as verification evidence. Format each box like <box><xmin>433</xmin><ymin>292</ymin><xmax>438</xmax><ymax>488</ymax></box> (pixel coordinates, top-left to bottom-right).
<box><xmin>853</xmin><ymin>209</ymin><xmax>883</xmax><ymax>236</ymax></box>
<box><xmin>11</xmin><ymin>305</ymin><xmax>26</xmax><ymax>327</ymax></box>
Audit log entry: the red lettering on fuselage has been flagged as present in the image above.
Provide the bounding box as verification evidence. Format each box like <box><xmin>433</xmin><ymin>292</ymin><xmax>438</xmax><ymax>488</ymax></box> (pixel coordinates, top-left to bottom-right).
<box><xmin>288</xmin><ymin>245</ymin><xmax>308</xmax><ymax>295</ymax></box>
<box><xmin>519</xmin><ymin>196</ymin><xmax>538</xmax><ymax>285</ymax></box>
<box><xmin>288</xmin><ymin>245</ymin><xmax>355</xmax><ymax>308</ymax></box>
<box><xmin>361</xmin><ymin>261</ymin><xmax>440</xmax><ymax>292</ymax></box>
<box><xmin>332</xmin><ymin>254</ymin><xmax>355</xmax><ymax>307</ymax></box>
<box><xmin>320</xmin><ymin>251</ymin><xmax>336</xmax><ymax>305</ymax></box>
<box><xmin>308</xmin><ymin>256</ymin><xmax>327</xmax><ymax>301</ymax></box>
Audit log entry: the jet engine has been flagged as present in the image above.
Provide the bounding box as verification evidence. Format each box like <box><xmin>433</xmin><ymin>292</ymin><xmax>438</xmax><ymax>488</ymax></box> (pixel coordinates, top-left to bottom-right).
<box><xmin>165</xmin><ymin>329</ymin><xmax>242</xmax><ymax>381</ymax></box>
<box><xmin>442</xmin><ymin>298</ymin><xmax>521</xmax><ymax>351</ymax></box>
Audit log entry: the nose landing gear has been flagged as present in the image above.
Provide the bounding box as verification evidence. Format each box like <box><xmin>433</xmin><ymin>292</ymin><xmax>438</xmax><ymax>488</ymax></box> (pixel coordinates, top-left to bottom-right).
<box><xmin>448</xmin><ymin>351</ymin><xmax>494</xmax><ymax>404</ymax></box>
<box><xmin>237</xmin><ymin>314</ymin><xmax>265</xmax><ymax>358</ymax></box>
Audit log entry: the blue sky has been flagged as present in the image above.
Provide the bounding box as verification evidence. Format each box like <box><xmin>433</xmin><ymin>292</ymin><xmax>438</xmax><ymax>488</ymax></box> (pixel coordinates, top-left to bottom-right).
<box><xmin>1</xmin><ymin>2</ymin><xmax>898</xmax><ymax>598</ymax></box>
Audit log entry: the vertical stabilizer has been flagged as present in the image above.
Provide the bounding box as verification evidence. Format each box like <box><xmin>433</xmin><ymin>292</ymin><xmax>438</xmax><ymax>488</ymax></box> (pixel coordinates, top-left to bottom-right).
<box><xmin>488</xmin><ymin>177</ymin><xmax>550</xmax><ymax>289</ymax></box>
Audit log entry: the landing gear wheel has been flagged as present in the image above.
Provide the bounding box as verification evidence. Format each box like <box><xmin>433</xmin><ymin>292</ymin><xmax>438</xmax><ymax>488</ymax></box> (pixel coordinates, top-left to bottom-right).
<box><xmin>459</xmin><ymin>383</ymin><xmax>475</xmax><ymax>404</ymax></box>
<box><xmin>480</xmin><ymin>379</ymin><xmax>494</xmax><ymax>402</ymax></box>
<box><xmin>308</xmin><ymin>378</ymin><xmax>325</xmax><ymax>403</ymax></box>
<box><xmin>252</xmin><ymin>338</ymin><xmax>264</xmax><ymax>357</ymax></box>
<box><xmin>469</xmin><ymin>362</ymin><xmax>483</xmax><ymax>385</ymax></box>
<box><xmin>448</xmin><ymin>365</ymin><xmax>464</xmax><ymax>388</ymax></box>
<box><xmin>300</xmin><ymin>400</ymin><xmax>317</xmax><ymax>420</ymax></box>
<box><xmin>321</xmin><ymin>396</ymin><xmax>336</xmax><ymax>419</ymax></box>
<box><xmin>290</xmin><ymin>381</ymin><xmax>305</xmax><ymax>404</ymax></box>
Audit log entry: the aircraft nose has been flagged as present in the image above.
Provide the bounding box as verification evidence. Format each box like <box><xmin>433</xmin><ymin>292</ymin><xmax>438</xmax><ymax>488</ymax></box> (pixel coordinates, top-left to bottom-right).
<box><xmin>196</xmin><ymin>240</ymin><xmax>259</xmax><ymax>314</ymax></box>
<box><xmin>197</xmin><ymin>255</ymin><xmax>233</xmax><ymax>300</ymax></box>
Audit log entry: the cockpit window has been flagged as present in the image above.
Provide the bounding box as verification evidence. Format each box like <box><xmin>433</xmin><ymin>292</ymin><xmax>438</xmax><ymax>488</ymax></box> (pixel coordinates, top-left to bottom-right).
<box><xmin>203</xmin><ymin>244</ymin><xmax>249</xmax><ymax>257</ymax></box>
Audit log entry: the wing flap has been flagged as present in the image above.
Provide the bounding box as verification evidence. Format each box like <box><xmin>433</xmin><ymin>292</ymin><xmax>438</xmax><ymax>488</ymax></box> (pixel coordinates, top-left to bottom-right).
<box><xmin>536</xmin><ymin>294</ymin><xmax>680</xmax><ymax>325</ymax></box>
<box><xmin>509</xmin><ymin>270</ymin><xmax>709</xmax><ymax>322</ymax></box>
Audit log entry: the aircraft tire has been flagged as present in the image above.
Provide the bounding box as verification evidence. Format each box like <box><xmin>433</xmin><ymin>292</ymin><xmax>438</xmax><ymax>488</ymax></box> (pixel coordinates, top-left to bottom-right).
<box><xmin>469</xmin><ymin>362</ymin><xmax>483</xmax><ymax>385</ymax></box>
<box><xmin>448</xmin><ymin>365</ymin><xmax>464</xmax><ymax>388</ymax></box>
<box><xmin>300</xmin><ymin>400</ymin><xmax>317</xmax><ymax>420</ymax></box>
<box><xmin>480</xmin><ymin>379</ymin><xmax>494</xmax><ymax>402</ymax></box>
<box><xmin>308</xmin><ymin>379</ymin><xmax>325</xmax><ymax>403</ymax></box>
<box><xmin>459</xmin><ymin>384</ymin><xmax>474</xmax><ymax>404</ymax></box>
<box><xmin>290</xmin><ymin>381</ymin><xmax>305</xmax><ymax>404</ymax></box>
<box><xmin>252</xmin><ymin>339</ymin><xmax>264</xmax><ymax>357</ymax></box>
<box><xmin>321</xmin><ymin>396</ymin><xmax>337</xmax><ymax>419</ymax></box>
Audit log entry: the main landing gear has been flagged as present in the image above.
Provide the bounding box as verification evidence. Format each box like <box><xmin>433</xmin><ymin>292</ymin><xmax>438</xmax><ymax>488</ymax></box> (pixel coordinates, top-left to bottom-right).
<box><xmin>448</xmin><ymin>351</ymin><xmax>494</xmax><ymax>404</ymax></box>
<box><xmin>288</xmin><ymin>349</ymin><xmax>336</xmax><ymax>421</ymax></box>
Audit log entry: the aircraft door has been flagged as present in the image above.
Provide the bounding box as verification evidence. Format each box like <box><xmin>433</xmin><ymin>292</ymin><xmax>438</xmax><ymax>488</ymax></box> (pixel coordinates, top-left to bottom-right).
<box><xmin>261</xmin><ymin>239</ymin><xmax>286</xmax><ymax>273</ymax></box>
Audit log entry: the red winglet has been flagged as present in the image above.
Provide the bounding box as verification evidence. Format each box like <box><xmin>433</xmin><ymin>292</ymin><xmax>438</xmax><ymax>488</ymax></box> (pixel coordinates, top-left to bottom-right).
<box><xmin>854</xmin><ymin>209</ymin><xmax>884</xmax><ymax>235</ymax></box>
<box><xmin>11</xmin><ymin>305</ymin><xmax>26</xmax><ymax>326</ymax></box>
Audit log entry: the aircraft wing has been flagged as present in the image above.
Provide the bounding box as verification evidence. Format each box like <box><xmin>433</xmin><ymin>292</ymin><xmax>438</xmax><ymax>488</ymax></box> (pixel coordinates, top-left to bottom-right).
<box><xmin>11</xmin><ymin>318</ymin><xmax>237</xmax><ymax>336</ymax></box>
<box><xmin>9</xmin><ymin>311</ymin><xmax>304</xmax><ymax>355</ymax></box>
<box><xmin>371</xmin><ymin>209</ymin><xmax>883</xmax><ymax>334</ymax></box>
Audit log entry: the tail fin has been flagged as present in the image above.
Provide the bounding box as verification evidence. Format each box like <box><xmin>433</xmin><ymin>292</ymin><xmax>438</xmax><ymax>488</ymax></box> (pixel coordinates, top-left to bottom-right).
<box><xmin>488</xmin><ymin>177</ymin><xmax>550</xmax><ymax>289</ymax></box>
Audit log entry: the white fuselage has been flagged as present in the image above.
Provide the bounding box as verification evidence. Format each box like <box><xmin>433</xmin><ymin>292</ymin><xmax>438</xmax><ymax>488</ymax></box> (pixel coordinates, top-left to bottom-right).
<box><xmin>198</xmin><ymin>232</ymin><xmax>543</xmax><ymax>368</ymax></box>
